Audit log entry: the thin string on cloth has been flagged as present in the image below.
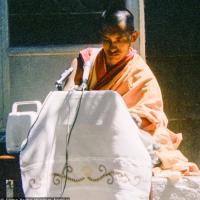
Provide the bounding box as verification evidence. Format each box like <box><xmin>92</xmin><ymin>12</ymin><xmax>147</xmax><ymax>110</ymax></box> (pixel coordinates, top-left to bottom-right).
<box><xmin>20</xmin><ymin>92</ymin><xmax>54</xmax><ymax>152</ymax></box>
<box><xmin>60</xmin><ymin>88</ymin><xmax>85</xmax><ymax>197</ymax></box>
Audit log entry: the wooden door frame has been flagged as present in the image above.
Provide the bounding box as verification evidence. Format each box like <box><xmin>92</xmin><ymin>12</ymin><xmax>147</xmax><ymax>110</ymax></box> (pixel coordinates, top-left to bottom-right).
<box><xmin>0</xmin><ymin>0</ymin><xmax>10</xmax><ymax>131</ymax></box>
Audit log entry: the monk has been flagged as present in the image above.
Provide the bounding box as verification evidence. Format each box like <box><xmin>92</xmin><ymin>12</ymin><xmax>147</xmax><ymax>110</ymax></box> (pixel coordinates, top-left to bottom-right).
<box><xmin>64</xmin><ymin>7</ymin><xmax>199</xmax><ymax>177</ymax></box>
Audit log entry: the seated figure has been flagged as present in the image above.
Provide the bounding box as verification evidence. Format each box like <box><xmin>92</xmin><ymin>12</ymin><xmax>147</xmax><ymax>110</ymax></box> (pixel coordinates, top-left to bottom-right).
<box><xmin>64</xmin><ymin>4</ymin><xmax>200</xmax><ymax>177</ymax></box>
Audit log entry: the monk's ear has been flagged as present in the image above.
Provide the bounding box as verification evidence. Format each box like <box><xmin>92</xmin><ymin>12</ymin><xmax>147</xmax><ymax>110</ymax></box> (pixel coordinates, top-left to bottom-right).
<box><xmin>130</xmin><ymin>31</ymin><xmax>139</xmax><ymax>43</ymax></box>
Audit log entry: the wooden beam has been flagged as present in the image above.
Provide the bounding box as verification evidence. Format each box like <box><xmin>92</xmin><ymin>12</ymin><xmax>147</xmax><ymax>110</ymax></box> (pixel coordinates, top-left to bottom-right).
<box><xmin>0</xmin><ymin>0</ymin><xmax>10</xmax><ymax>130</ymax></box>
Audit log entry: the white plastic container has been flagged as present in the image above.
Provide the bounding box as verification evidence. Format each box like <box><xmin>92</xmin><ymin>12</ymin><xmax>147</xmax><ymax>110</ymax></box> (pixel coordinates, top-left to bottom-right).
<box><xmin>6</xmin><ymin>101</ymin><xmax>41</xmax><ymax>153</ymax></box>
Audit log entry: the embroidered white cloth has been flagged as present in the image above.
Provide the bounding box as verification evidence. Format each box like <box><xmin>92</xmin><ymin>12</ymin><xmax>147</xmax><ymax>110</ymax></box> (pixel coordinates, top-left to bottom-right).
<box><xmin>152</xmin><ymin>176</ymin><xmax>200</xmax><ymax>200</ymax></box>
<box><xmin>20</xmin><ymin>90</ymin><xmax>151</xmax><ymax>199</ymax></box>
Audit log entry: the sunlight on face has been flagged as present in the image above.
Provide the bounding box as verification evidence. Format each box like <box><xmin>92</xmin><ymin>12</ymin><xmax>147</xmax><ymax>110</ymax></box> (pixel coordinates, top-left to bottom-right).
<box><xmin>102</xmin><ymin>32</ymin><xmax>132</xmax><ymax>67</ymax></box>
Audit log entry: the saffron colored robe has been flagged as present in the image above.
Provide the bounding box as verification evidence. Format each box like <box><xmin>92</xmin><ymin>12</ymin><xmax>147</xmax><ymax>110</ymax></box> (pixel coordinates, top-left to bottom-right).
<box><xmin>65</xmin><ymin>47</ymin><xmax>200</xmax><ymax>176</ymax></box>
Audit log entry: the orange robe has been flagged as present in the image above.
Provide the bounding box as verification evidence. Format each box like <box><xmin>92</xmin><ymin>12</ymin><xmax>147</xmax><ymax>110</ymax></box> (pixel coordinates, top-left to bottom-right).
<box><xmin>71</xmin><ymin>47</ymin><xmax>200</xmax><ymax>176</ymax></box>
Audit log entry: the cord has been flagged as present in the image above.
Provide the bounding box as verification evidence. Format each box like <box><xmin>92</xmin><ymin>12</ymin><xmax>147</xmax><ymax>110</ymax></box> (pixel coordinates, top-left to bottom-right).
<box><xmin>19</xmin><ymin>88</ymin><xmax>84</xmax><ymax>197</ymax></box>
<box><xmin>60</xmin><ymin>88</ymin><xmax>85</xmax><ymax>197</ymax></box>
<box><xmin>20</xmin><ymin>92</ymin><xmax>53</xmax><ymax>152</ymax></box>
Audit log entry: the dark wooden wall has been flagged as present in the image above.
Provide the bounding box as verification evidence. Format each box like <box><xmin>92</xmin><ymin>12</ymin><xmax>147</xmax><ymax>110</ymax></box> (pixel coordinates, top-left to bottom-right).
<box><xmin>145</xmin><ymin>0</ymin><xmax>200</xmax><ymax>165</ymax></box>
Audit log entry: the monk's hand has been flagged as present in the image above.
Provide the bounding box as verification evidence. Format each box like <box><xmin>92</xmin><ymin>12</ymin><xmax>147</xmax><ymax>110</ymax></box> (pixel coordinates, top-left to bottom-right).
<box><xmin>131</xmin><ymin>76</ymin><xmax>152</xmax><ymax>92</ymax></box>
<box><xmin>123</xmin><ymin>76</ymin><xmax>153</xmax><ymax>108</ymax></box>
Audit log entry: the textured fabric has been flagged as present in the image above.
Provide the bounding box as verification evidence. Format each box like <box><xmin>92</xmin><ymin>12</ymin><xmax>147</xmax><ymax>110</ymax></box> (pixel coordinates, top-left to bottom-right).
<box><xmin>20</xmin><ymin>91</ymin><xmax>152</xmax><ymax>199</ymax></box>
<box><xmin>152</xmin><ymin>176</ymin><xmax>200</xmax><ymax>200</ymax></box>
<box><xmin>78</xmin><ymin>47</ymin><xmax>200</xmax><ymax>176</ymax></box>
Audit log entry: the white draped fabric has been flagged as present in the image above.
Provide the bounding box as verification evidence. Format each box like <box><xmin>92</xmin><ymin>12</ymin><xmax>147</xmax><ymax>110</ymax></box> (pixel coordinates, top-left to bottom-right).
<box><xmin>20</xmin><ymin>91</ymin><xmax>151</xmax><ymax>199</ymax></box>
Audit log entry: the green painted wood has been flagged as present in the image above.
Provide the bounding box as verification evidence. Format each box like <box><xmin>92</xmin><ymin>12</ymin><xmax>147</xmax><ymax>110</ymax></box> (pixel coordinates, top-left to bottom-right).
<box><xmin>9</xmin><ymin>52</ymin><xmax>78</xmax><ymax>104</ymax></box>
<box><xmin>0</xmin><ymin>0</ymin><xmax>10</xmax><ymax>131</ymax></box>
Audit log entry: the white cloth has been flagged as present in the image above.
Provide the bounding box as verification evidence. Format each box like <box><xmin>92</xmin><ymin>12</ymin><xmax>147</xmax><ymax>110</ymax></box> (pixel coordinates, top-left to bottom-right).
<box><xmin>152</xmin><ymin>176</ymin><xmax>200</xmax><ymax>200</ymax></box>
<box><xmin>20</xmin><ymin>90</ymin><xmax>152</xmax><ymax>199</ymax></box>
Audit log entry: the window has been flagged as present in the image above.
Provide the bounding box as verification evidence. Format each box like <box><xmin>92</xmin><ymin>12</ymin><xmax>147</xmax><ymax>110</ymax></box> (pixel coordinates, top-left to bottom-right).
<box><xmin>8</xmin><ymin>0</ymin><xmax>125</xmax><ymax>46</ymax></box>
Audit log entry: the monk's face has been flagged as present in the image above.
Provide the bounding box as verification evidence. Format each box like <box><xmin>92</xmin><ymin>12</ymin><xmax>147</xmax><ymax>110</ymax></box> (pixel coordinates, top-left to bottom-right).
<box><xmin>101</xmin><ymin>31</ymin><xmax>138</xmax><ymax>67</ymax></box>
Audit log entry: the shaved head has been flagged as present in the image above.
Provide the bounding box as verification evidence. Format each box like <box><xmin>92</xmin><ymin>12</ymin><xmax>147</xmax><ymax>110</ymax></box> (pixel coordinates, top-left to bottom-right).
<box><xmin>100</xmin><ymin>8</ymin><xmax>135</xmax><ymax>34</ymax></box>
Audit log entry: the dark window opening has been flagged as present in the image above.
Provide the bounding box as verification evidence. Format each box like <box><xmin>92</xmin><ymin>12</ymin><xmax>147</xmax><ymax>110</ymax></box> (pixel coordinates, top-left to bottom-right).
<box><xmin>8</xmin><ymin>0</ymin><xmax>125</xmax><ymax>47</ymax></box>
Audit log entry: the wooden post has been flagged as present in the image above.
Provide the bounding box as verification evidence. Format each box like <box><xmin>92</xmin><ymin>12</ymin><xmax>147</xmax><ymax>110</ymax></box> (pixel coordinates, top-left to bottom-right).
<box><xmin>0</xmin><ymin>0</ymin><xmax>10</xmax><ymax>131</ymax></box>
<box><xmin>126</xmin><ymin>0</ymin><xmax>146</xmax><ymax>60</ymax></box>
